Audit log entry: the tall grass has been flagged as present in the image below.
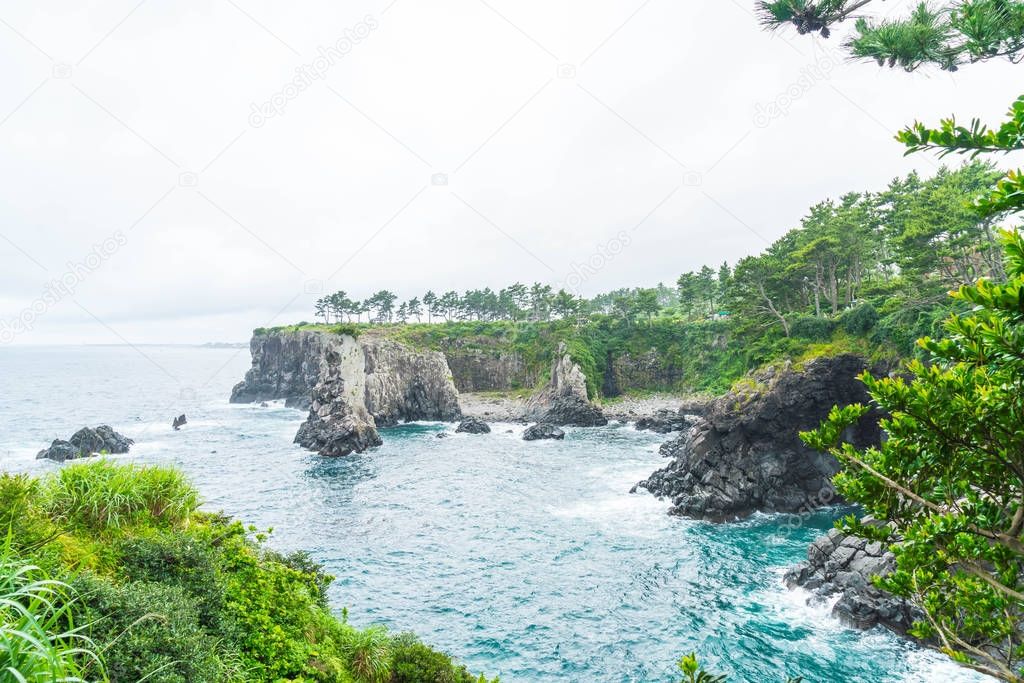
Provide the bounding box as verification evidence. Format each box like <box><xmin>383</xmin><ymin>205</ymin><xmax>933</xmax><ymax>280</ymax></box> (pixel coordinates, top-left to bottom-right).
<box><xmin>341</xmin><ymin>625</ymin><xmax>392</xmax><ymax>683</ymax></box>
<box><xmin>43</xmin><ymin>461</ymin><xmax>200</xmax><ymax>532</ymax></box>
<box><xmin>0</xmin><ymin>552</ymin><xmax>104</xmax><ymax>682</ymax></box>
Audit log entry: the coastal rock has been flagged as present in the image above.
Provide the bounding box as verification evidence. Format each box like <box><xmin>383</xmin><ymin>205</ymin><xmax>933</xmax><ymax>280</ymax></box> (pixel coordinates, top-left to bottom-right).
<box><xmin>455</xmin><ymin>417</ymin><xmax>491</xmax><ymax>434</ymax></box>
<box><xmin>230</xmin><ymin>331</ymin><xmax>327</xmax><ymax>409</ymax></box>
<box><xmin>524</xmin><ymin>343</ymin><xmax>607</xmax><ymax>427</ymax></box>
<box><xmin>635</xmin><ymin>354</ymin><xmax>886</xmax><ymax>519</ymax></box>
<box><xmin>522</xmin><ymin>423</ymin><xmax>565</xmax><ymax>441</ymax></box>
<box><xmin>37</xmin><ymin>425</ymin><xmax>134</xmax><ymax>462</ymax></box>
<box><xmin>292</xmin><ymin>334</ymin><xmax>381</xmax><ymax>457</ymax></box>
<box><xmin>784</xmin><ymin>523</ymin><xmax>920</xmax><ymax>636</ymax></box>
<box><xmin>235</xmin><ymin>330</ymin><xmax>461</xmax><ymax>456</ymax></box>
<box><xmin>635</xmin><ymin>408</ymin><xmax>690</xmax><ymax>433</ymax></box>
<box><xmin>362</xmin><ymin>337</ymin><xmax>461</xmax><ymax>427</ymax></box>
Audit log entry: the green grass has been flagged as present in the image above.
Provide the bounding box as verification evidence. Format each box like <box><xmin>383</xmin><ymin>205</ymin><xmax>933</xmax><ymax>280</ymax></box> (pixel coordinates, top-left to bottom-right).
<box><xmin>43</xmin><ymin>460</ymin><xmax>199</xmax><ymax>532</ymax></box>
<box><xmin>0</xmin><ymin>551</ymin><xmax>103</xmax><ymax>682</ymax></box>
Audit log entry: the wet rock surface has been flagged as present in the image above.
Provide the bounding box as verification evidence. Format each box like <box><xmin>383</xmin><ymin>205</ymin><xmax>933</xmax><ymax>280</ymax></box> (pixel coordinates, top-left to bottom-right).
<box><xmin>522</xmin><ymin>423</ymin><xmax>565</xmax><ymax>441</ymax></box>
<box><xmin>785</xmin><ymin>523</ymin><xmax>921</xmax><ymax>636</ymax></box>
<box><xmin>455</xmin><ymin>417</ymin><xmax>491</xmax><ymax>434</ymax></box>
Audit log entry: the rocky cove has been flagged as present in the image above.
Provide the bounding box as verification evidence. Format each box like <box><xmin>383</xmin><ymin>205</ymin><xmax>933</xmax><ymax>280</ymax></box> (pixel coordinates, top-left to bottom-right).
<box><xmin>227</xmin><ymin>327</ymin><xmax>926</xmax><ymax>656</ymax></box>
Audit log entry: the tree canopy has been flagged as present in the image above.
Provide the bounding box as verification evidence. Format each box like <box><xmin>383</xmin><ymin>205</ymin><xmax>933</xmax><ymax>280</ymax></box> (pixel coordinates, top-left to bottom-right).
<box><xmin>758</xmin><ymin>0</ymin><xmax>1024</xmax><ymax>70</ymax></box>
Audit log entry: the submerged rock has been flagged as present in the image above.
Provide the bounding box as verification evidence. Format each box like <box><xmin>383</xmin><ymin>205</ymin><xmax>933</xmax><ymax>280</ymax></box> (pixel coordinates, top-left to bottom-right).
<box><xmin>455</xmin><ymin>417</ymin><xmax>491</xmax><ymax>434</ymax></box>
<box><xmin>635</xmin><ymin>354</ymin><xmax>887</xmax><ymax>520</ymax></box>
<box><xmin>522</xmin><ymin>423</ymin><xmax>565</xmax><ymax>441</ymax></box>
<box><xmin>524</xmin><ymin>343</ymin><xmax>607</xmax><ymax>427</ymax></box>
<box><xmin>37</xmin><ymin>425</ymin><xmax>134</xmax><ymax>462</ymax></box>
<box><xmin>785</xmin><ymin>522</ymin><xmax>920</xmax><ymax>636</ymax></box>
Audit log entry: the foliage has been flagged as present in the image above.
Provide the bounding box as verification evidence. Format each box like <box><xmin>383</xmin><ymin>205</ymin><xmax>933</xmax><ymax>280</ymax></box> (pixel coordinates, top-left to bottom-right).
<box><xmin>802</xmin><ymin>231</ymin><xmax>1024</xmax><ymax>681</ymax></box>
<box><xmin>1</xmin><ymin>462</ymin><xmax>494</xmax><ymax>683</ymax></box>
<box><xmin>42</xmin><ymin>460</ymin><xmax>199</xmax><ymax>532</ymax></box>
<box><xmin>758</xmin><ymin>0</ymin><xmax>1024</xmax><ymax>71</ymax></box>
<box><xmin>839</xmin><ymin>302</ymin><xmax>879</xmax><ymax>335</ymax></box>
<box><xmin>0</xmin><ymin>551</ymin><xmax>102</xmax><ymax>683</ymax></box>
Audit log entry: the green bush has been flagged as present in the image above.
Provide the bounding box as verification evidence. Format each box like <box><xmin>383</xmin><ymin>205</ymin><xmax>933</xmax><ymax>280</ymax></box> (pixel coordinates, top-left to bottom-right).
<box><xmin>788</xmin><ymin>315</ymin><xmax>835</xmax><ymax>341</ymax></box>
<box><xmin>72</xmin><ymin>574</ymin><xmax>234</xmax><ymax>683</ymax></box>
<box><xmin>389</xmin><ymin>633</ymin><xmax>481</xmax><ymax>683</ymax></box>
<box><xmin>839</xmin><ymin>303</ymin><xmax>879</xmax><ymax>335</ymax></box>
<box><xmin>43</xmin><ymin>460</ymin><xmax>199</xmax><ymax>532</ymax></box>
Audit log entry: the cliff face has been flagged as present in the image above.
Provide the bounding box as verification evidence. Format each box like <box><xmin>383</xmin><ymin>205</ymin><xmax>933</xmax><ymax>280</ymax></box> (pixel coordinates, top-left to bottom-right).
<box><xmin>443</xmin><ymin>349</ymin><xmax>537</xmax><ymax>393</ymax></box>
<box><xmin>229</xmin><ymin>331</ymin><xmax>328</xmax><ymax>409</ymax></box>
<box><xmin>635</xmin><ymin>354</ymin><xmax>885</xmax><ymax>520</ymax></box>
<box><xmin>232</xmin><ymin>330</ymin><xmax>461</xmax><ymax>455</ymax></box>
<box><xmin>363</xmin><ymin>338</ymin><xmax>461</xmax><ymax>426</ymax></box>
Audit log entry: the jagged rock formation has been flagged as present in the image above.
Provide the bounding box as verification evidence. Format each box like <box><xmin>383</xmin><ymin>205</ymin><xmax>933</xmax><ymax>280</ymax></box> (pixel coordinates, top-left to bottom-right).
<box><xmin>523</xmin><ymin>423</ymin><xmax>565</xmax><ymax>441</ymax></box>
<box><xmin>37</xmin><ymin>426</ymin><xmax>133</xmax><ymax>462</ymax></box>
<box><xmin>524</xmin><ymin>343</ymin><xmax>607</xmax><ymax>427</ymax></box>
<box><xmin>455</xmin><ymin>417</ymin><xmax>491</xmax><ymax>434</ymax></box>
<box><xmin>233</xmin><ymin>330</ymin><xmax>460</xmax><ymax>456</ymax></box>
<box><xmin>634</xmin><ymin>354</ymin><xmax>886</xmax><ymax>520</ymax></box>
<box><xmin>785</xmin><ymin>523</ymin><xmax>920</xmax><ymax>636</ymax></box>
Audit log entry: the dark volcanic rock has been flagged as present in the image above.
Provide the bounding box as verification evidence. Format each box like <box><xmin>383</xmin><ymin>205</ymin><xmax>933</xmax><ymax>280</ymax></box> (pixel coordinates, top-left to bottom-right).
<box><xmin>635</xmin><ymin>354</ymin><xmax>887</xmax><ymax>519</ymax></box>
<box><xmin>295</xmin><ymin>414</ymin><xmax>381</xmax><ymax>456</ymax></box>
<box><xmin>37</xmin><ymin>426</ymin><xmax>134</xmax><ymax>462</ymax></box>
<box><xmin>635</xmin><ymin>408</ymin><xmax>690</xmax><ymax>433</ymax></box>
<box><xmin>524</xmin><ymin>343</ymin><xmax>607</xmax><ymax>427</ymax></box>
<box><xmin>455</xmin><ymin>417</ymin><xmax>491</xmax><ymax>434</ymax></box>
<box><xmin>522</xmin><ymin>423</ymin><xmax>565</xmax><ymax>441</ymax></box>
<box><xmin>785</xmin><ymin>523</ymin><xmax>920</xmax><ymax>636</ymax></box>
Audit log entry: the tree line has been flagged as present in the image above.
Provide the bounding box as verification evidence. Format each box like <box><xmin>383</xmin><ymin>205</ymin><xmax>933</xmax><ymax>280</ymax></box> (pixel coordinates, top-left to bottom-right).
<box><xmin>314</xmin><ymin>283</ymin><xmax>585</xmax><ymax>324</ymax></box>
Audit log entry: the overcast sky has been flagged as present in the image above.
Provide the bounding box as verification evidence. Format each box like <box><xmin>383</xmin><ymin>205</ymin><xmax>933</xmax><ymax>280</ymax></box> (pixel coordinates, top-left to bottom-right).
<box><xmin>0</xmin><ymin>0</ymin><xmax>1016</xmax><ymax>345</ymax></box>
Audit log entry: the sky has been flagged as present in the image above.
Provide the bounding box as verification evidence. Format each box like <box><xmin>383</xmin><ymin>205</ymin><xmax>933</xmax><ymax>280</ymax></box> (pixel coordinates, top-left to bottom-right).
<box><xmin>0</xmin><ymin>0</ymin><xmax>1017</xmax><ymax>345</ymax></box>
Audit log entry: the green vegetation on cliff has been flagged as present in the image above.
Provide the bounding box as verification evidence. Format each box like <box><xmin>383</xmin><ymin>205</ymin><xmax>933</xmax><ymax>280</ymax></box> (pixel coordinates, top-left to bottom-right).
<box><xmin>262</xmin><ymin>159</ymin><xmax>1003</xmax><ymax>398</ymax></box>
<box><xmin>0</xmin><ymin>460</ymin><xmax>495</xmax><ymax>683</ymax></box>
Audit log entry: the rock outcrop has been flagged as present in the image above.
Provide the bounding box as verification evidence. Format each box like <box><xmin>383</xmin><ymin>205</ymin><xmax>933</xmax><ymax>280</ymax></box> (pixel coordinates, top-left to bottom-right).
<box><xmin>37</xmin><ymin>426</ymin><xmax>133</xmax><ymax>462</ymax></box>
<box><xmin>233</xmin><ymin>330</ymin><xmax>461</xmax><ymax>456</ymax></box>
<box><xmin>785</xmin><ymin>523</ymin><xmax>920</xmax><ymax>636</ymax></box>
<box><xmin>455</xmin><ymin>417</ymin><xmax>491</xmax><ymax>434</ymax></box>
<box><xmin>363</xmin><ymin>339</ymin><xmax>461</xmax><ymax>426</ymax></box>
<box><xmin>523</xmin><ymin>423</ymin><xmax>565</xmax><ymax>441</ymax></box>
<box><xmin>634</xmin><ymin>354</ymin><xmax>886</xmax><ymax>520</ymax></box>
<box><xmin>230</xmin><ymin>331</ymin><xmax>329</xmax><ymax>409</ymax></box>
<box><xmin>523</xmin><ymin>343</ymin><xmax>607</xmax><ymax>427</ymax></box>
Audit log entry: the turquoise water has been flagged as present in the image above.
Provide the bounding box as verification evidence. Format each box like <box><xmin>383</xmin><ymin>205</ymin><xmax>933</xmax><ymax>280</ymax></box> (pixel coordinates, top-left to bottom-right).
<box><xmin>0</xmin><ymin>346</ymin><xmax>989</xmax><ymax>682</ymax></box>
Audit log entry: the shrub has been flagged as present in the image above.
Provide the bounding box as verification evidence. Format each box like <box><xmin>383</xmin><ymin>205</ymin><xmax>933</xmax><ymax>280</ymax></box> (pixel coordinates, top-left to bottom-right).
<box><xmin>42</xmin><ymin>461</ymin><xmax>199</xmax><ymax>532</ymax></box>
<box><xmin>340</xmin><ymin>625</ymin><xmax>392</xmax><ymax>683</ymax></box>
<box><xmin>788</xmin><ymin>315</ymin><xmax>835</xmax><ymax>341</ymax></box>
<box><xmin>0</xmin><ymin>553</ymin><xmax>102</xmax><ymax>683</ymax></box>
<box><xmin>839</xmin><ymin>302</ymin><xmax>879</xmax><ymax>335</ymax></box>
<box><xmin>390</xmin><ymin>633</ymin><xmax>478</xmax><ymax>683</ymax></box>
<box><xmin>71</xmin><ymin>573</ymin><xmax>235</xmax><ymax>683</ymax></box>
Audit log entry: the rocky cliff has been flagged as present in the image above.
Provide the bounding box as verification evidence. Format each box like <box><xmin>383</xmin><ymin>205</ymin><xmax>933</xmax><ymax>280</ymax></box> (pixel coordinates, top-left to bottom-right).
<box><xmin>443</xmin><ymin>348</ymin><xmax>538</xmax><ymax>393</ymax></box>
<box><xmin>523</xmin><ymin>343</ymin><xmax>607</xmax><ymax>426</ymax></box>
<box><xmin>634</xmin><ymin>354</ymin><xmax>885</xmax><ymax>520</ymax></box>
<box><xmin>230</xmin><ymin>330</ymin><xmax>328</xmax><ymax>409</ymax></box>
<box><xmin>232</xmin><ymin>330</ymin><xmax>461</xmax><ymax>455</ymax></box>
